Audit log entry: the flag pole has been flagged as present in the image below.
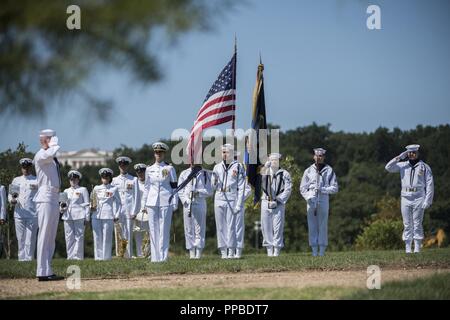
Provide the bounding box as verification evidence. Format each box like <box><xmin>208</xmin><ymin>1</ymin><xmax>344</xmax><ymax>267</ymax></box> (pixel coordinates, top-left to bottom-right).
<box><xmin>232</xmin><ymin>35</ymin><xmax>237</xmax><ymax>132</ymax></box>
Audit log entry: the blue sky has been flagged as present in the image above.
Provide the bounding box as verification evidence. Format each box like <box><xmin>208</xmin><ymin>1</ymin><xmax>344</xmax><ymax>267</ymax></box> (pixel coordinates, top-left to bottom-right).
<box><xmin>1</xmin><ymin>0</ymin><xmax>449</xmax><ymax>152</ymax></box>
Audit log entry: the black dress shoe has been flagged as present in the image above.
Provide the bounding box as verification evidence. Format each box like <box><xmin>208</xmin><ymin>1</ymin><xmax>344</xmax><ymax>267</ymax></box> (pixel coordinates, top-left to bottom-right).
<box><xmin>37</xmin><ymin>274</ymin><xmax>65</xmax><ymax>281</ymax></box>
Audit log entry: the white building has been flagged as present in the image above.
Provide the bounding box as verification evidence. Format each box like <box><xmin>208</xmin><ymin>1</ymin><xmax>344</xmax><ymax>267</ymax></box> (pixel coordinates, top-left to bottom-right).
<box><xmin>57</xmin><ymin>149</ymin><xmax>113</xmax><ymax>169</ymax></box>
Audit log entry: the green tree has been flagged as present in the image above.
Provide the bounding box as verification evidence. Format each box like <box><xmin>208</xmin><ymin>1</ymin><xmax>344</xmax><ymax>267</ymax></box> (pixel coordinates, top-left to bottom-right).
<box><xmin>0</xmin><ymin>0</ymin><xmax>236</xmax><ymax>119</ymax></box>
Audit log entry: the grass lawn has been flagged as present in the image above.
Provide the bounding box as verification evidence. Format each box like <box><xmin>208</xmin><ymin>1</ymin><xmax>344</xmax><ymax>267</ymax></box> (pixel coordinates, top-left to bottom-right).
<box><xmin>1</xmin><ymin>248</ymin><xmax>449</xmax><ymax>279</ymax></box>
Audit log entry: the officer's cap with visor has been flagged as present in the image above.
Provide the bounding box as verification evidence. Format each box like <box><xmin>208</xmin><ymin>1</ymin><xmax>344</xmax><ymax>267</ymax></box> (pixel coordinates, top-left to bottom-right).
<box><xmin>313</xmin><ymin>148</ymin><xmax>326</xmax><ymax>156</ymax></box>
<box><xmin>19</xmin><ymin>158</ymin><xmax>33</xmax><ymax>167</ymax></box>
<box><xmin>152</xmin><ymin>142</ymin><xmax>169</xmax><ymax>152</ymax></box>
<box><xmin>39</xmin><ymin>129</ymin><xmax>56</xmax><ymax>137</ymax></box>
<box><xmin>99</xmin><ymin>168</ymin><xmax>114</xmax><ymax>177</ymax></box>
<box><xmin>116</xmin><ymin>156</ymin><xmax>132</xmax><ymax>165</ymax></box>
<box><xmin>405</xmin><ymin>144</ymin><xmax>420</xmax><ymax>153</ymax></box>
<box><xmin>269</xmin><ymin>153</ymin><xmax>282</xmax><ymax>161</ymax></box>
<box><xmin>134</xmin><ymin>163</ymin><xmax>147</xmax><ymax>172</ymax></box>
<box><xmin>68</xmin><ymin>170</ymin><xmax>82</xmax><ymax>180</ymax></box>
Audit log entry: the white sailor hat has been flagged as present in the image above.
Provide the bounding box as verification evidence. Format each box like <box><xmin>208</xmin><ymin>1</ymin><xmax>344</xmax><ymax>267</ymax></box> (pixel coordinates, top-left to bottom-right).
<box><xmin>152</xmin><ymin>142</ymin><xmax>169</xmax><ymax>152</ymax></box>
<box><xmin>221</xmin><ymin>144</ymin><xmax>234</xmax><ymax>152</ymax></box>
<box><xmin>405</xmin><ymin>144</ymin><xmax>420</xmax><ymax>152</ymax></box>
<box><xmin>116</xmin><ymin>156</ymin><xmax>132</xmax><ymax>164</ymax></box>
<box><xmin>313</xmin><ymin>148</ymin><xmax>326</xmax><ymax>156</ymax></box>
<box><xmin>269</xmin><ymin>153</ymin><xmax>282</xmax><ymax>160</ymax></box>
<box><xmin>39</xmin><ymin>129</ymin><xmax>56</xmax><ymax>137</ymax></box>
<box><xmin>19</xmin><ymin>158</ymin><xmax>33</xmax><ymax>166</ymax></box>
<box><xmin>98</xmin><ymin>168</ymin><xmax>113</xmax><ymax>176</ymax></box>
<box><xmin>134</xmin><ymin>163</ymin><xmax>147</xmax><ymax>171</ymax></box>
<box><xmin>68</xmin><ymin>170</ymin><xmax>82</xmax><ymax>179</ymax></box>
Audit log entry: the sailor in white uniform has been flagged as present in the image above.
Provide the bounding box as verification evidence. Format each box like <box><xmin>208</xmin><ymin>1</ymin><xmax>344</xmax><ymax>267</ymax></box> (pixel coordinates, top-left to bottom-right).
<box><xmin>91</xmin><ymin>168</ymin><xmax>122</xmax><ymax>260</ymax></box>
<box><xmin>7</xmin><ymin>158</ymin><xmax>38</xmax><ymax>261</ymax></box>
<box><xmin>33</xmin><ymin>129</ymin><xmax>64</xmax><ymax>281</ymax></box>
<box><xmin>60</xmin><ymin>170</ymin><xmax>90</xmax><ymax>260</ymax></box>
<box><xmin>300</xmin><ymin>148</ymin><xmax>338</xmax><ymax>257</ymax></box>
<box><xmin>142</xmin><ymin>142</ymin><xmax>178</xmax><ymax>262</ymax></box>
<box><xmin>134</xmin><ymin>163</ymin><xmax>150</xmax><ymax>258</ymax></box>
<box><xmin>112</xmin><ymin>156</ymin><xmax>139</xmax><ymax>258</ymax></box>
<box><xmin>234</xmin><ymin>152</ymin><xmax>252</xmax><ymax>259</ymax></box>
<box><xmin>260</xmin><ymin>153</ymin><xmax>292</xmax><ymax>257</ymax></box>
<box><xmin>0</xmin><ymin>184</ymin><xmax>7</xmax><ymax>243</ymax></box>
<box><xmin>385</xmin><ymin>144</ymin><xmax>434</xmax><ymax>253</ymax></box>
<box><xmin>178</xmin><ymin>165</ymin><xmax>212</xmax><ymax>259</ymax></box>
<box><xmin>211</xmin><ymin>144</ymin><xmax>245</xmax><ymax>259</ymax></box>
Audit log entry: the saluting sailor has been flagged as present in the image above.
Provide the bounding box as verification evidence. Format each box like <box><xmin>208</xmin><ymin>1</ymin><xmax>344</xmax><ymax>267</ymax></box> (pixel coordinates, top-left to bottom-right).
<box><xmin>33</xmin><ymin>129</ymin><xmax>64</xmax><ymax>281</ymax></box>
<box><xmin>112</xmin><ymin>156</ymin><xmax>140</xmax><ymax>258</ymax></box>
<box><xmin>142</xmin><ymin>142</ymin><xmax>178</xmax><ymax>262</ymax></box>
<box><xmin>178</xmin><ymin>164</ymin><xmax>212</xmax><ymax>259</ymax></box>
<box><xmin>60</xmin><ymin>170</ymin><xmax>90</xmax><ymax>260</ymax></box>
<box><xmin>260</xmin><ymin>153</ymin><xmax>292</xmax><ymax>257</ymax></box>
<box><xmin>7</xmin><ymin>158</ymin><xmax>38</xmax><ymax>261</ymax></box>
<box><xmin>134</xmin><ymin>163</ymin><xmax>150</xmax><ymax>258</ymax></box>
<box><xmin>300</xmin><ymin>148</ymin><xmax>338</xmax><ymax>257</ymax></box>
<box><xmin>211</xmin><ymin>144</ymin><xmax>245</xmax><ymax>259</ymax></box>
<box><xmin>385</xmin><ymin>144</ymin><xmax>434</xmax><ymax>253</ymax></box>
<box><xmin>91</xmin><ymin>168</ymin><xmax>122</xmax><ymax>260</ymax></box>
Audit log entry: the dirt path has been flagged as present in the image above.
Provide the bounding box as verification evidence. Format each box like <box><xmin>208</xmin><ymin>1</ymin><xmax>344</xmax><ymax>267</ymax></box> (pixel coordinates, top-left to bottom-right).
<box><xmin>1</xmin><ymin>268</ymin><xmax>449</xmax><ymax>298</ymax></box>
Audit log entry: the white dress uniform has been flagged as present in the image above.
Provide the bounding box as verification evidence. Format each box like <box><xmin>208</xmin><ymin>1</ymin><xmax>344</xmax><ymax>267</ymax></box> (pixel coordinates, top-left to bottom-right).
<box><xmin>61</xmin><ymin>178</ymin><xmax>90</xmax><ymax>260</ymax></box>
<box><xmin>112</xmin><ymin>171</ymin><xmax>139</xmax><ymax>258</ymax></box>
<box><xmin>33</xmin><ymin>130</ymin><xmax>61</xmax><ymax>277</ymax></box>
<box><xmin>300</xmin><ymin>148</ymin><xmax>338</xmax><ymax>257</ymax></box>
<box><xmin>9</xmin><ymin>172</ymin><xmax>39</xmax><ymax>261</ymax></box>
<box><xmin>142</xmin><ymin>159</ymin><xmax>178</xmax><ymax>262</ymax></box>
<box><xmin>260</xmin><ymin>155</ymin><xmax>292</xmax><ymax>257</ymax></box>
<box><xmin>212</xmin><ymin>157</ymin><xmax>246</xmax><ymax>258</ymax></box>
<box><xmin>134</xmin><ymin>178</ymin><xmax>150</xmax><ymax>257</ymax></box>
<box><xmin>0</xmin><ymin>185</ymin><xmax>6</xmax><ymax>221</ymax></box>
<box><xmin>235</xmin><ymin>176</ymin><xmax>252</xmax><ymax>258</ymax></box>
<box><xmin>91</xmin><ymin>181</ymin><xmax>121</xmax><ymax>260</ymax></box>
<box><xmin>385</xmin><ymin>144</ymin><xmax>434</xmax><ymax>253</ymax></box>
<box><xmin>178</xmin><ymin>167</ymin><xmax>212</xmax><ymax>259</ymax></box>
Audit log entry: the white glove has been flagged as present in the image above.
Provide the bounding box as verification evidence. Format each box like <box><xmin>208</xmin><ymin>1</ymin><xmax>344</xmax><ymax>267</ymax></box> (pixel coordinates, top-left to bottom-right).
<box><xmin>264</xmin><ymin>161</ymin><xmax>271</xmax><ymax>168</ymax></box>
<box><xmin>49</xmin><ymin>136</ymin><xmax>59</xmax><ymax>147</ymax></box>
<box><xmin>268</xmin><ymin>201</ymin><xmax>277</xmax><ymax>209</ymax></box>
<box><xmin>398</xmin><ymin>151</ymin><xmax>408</xmax><ymax>160</ymax></box>
<box><xmin>421</xmin><ymin>201</ymin><xmax>430</xmax><ymax>210</ymax></box>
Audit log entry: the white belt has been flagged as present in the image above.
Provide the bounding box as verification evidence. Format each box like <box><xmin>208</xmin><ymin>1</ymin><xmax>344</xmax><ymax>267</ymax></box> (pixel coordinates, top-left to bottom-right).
<box><xmin>403</xmin><ymin>187</ymin><xmax>424</xmax><ymax>192</ymax></box>
<box><xmin>40</xmin><ymin>186</ymin><xmax>59</xmax><ymax>193</ymax></box>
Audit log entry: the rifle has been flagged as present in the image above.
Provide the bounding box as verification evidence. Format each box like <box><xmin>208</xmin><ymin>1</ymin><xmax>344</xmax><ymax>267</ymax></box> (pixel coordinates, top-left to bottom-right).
<box><xmin>187</xmin><ymin>177</ymin><xmax>196</xmax><ymax>218</ymax></box>
<box><xmin>169</xmin><ymin>165</ymin><xmax>202</xmax><ymax>203</ymax></box>
<box><xmin>314</xmin><ymin>161</ymin><xmax>320</xmax><ymax>216</ymax></box>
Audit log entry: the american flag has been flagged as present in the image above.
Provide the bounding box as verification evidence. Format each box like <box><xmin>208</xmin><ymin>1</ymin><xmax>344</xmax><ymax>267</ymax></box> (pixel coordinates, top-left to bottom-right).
<box><xmin>187</xmin><ymin>52</ymin><xmax>237</xmax><ymax>164</ymax></box>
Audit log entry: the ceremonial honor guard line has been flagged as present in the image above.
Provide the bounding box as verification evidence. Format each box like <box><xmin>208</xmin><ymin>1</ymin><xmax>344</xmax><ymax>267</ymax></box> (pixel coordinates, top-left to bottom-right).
<box><xmin>0</xmin><ymin>44</ymin><xmax>434</xmax><ymax>282</ymax></box>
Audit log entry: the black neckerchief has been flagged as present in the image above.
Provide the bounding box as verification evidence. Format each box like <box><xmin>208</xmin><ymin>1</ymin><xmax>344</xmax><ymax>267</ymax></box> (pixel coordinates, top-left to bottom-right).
<box><xmin>409</xmin><ymin>159</ymin><xmax>420</xmax><ymax>167</ymax></box>
<box><xmin>315</xmin><ymin>163</ymin><xmax>325</xmax><ymax>172</ymax></box>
